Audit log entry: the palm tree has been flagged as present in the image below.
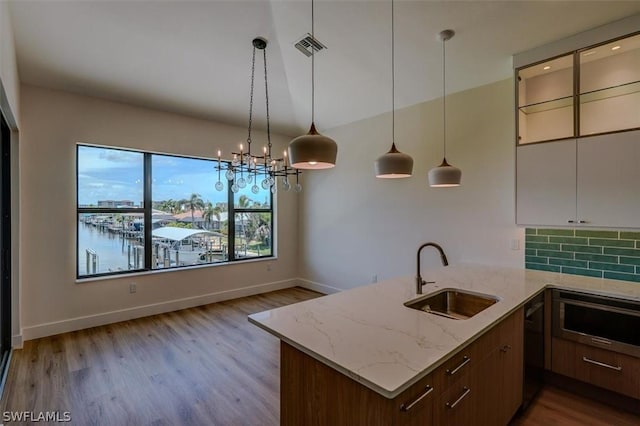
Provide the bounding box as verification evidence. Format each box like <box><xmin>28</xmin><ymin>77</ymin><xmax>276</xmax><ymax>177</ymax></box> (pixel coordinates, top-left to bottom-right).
<box><xmin>181</xmin><ymin>193</ymin><xmax>205</xmax><ymax>229</ymax></box>
<box><xmin>203</xmin><ymin>202</ymin><xmax>222</xmax><ymax>230</ymax></box>
<box><xmin>236</xmin><ymin>194</ymin><xmax>253</xmax><ymax>235</ymax></box>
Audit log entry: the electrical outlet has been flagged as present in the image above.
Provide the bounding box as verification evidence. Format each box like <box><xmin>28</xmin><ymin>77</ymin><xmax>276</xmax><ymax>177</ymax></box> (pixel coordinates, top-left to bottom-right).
<box><xmin>510</xmin><ymin>239</ymin><xmax>521</xmax><ymax>250</ymax></box>
<box><xmin>129</xmin><ymin>283</ymin><xmax>137</xmax><ymax>293</ymax></box>
<box><xmin>267</xmin><ymin>263</ymin><xmax>272</xmax><ymax>271</ymax></box>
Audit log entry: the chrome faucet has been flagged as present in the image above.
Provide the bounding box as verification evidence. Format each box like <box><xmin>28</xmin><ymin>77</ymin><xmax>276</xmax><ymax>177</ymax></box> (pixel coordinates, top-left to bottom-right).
<box><xmin>416</xmin><ymin>242</ymin><xmax>449</xmax><ymax>294</ymax></box>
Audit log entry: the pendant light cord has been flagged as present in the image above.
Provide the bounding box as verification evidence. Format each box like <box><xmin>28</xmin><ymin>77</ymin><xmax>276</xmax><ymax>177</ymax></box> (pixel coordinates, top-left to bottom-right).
<box><xmin>442</xmin><ymin>34</ymin><xmax>447</xmax><ymax>159</ymax></box>
<box><xmin>263</xmin><ymin>47</ymin><xmax>272</xmax><ymax>156</ymax></box>
<box><xmin>247</xmin><ymin>45</ymin><xmax>256</xmax><ymax>147</ymax></box>
<box><xmin>391</xmin><ymin>0</ymin><xmax>395</xmax><ymax>145</ymax></box>
<box><xmin>311</xmin><ymin>0</ymin><xmax>315</xmax><ymax>124</ymax></box>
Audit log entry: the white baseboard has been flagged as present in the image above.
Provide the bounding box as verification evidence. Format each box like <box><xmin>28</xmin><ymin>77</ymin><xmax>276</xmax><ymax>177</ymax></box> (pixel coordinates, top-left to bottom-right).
<box><xmin>297</xmin><ymin>278</ymin><xmax>342</xmax><ymax>295</ymax></box>
<box><xmin>11</xmin><ymin>335</ymin><xmax>22</xmax><ymax>349</ymax></box>
<box><xmin>22</xmin><ymin>279</ymin><xmax>298</xmax><ymax>341</ymax></box>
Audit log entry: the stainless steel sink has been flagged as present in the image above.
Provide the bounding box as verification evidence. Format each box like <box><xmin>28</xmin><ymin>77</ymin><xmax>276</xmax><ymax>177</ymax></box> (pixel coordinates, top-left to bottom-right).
<box><xmin>405</xmin><ymin>289</ymin><xmax>499</xmax><ymax>320</ymax></box>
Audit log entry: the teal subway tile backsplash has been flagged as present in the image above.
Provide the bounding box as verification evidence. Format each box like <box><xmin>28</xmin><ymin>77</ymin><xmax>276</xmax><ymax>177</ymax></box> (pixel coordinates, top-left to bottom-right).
<box><xmin>526</xmin><ymin>242</ymin><xmax>561</xmax><ymax>251</ymax></box>
<box><xmin>588</xmin><ymin>262</ymin><xmax>634</xmax><ymax>273</ymax></box>
<box><xmin>561</xmin><ymin>244</ymin><xmax>602</xmax><ymax>254</ymax></box>
<box><xmin>537</xmin><ymin>250</ymin><xmax>574</xmax><ymax>260</ymax></box>
<box><xmin>620</xmin><ymin>231</ymin><xmax>640</xmax><ymax>240</ymax></box>
<box><xmin>588</xmin><ymin>238</ymin><xmax>634</xmax><ymax>248</ymax></box>
<box><xmin>603</xmin><ymin>272</ymin><xmax>640</xmax><ymax>283</ymax></box>
<box><xmin>575</xmin><ymin>230</ymin><xmax>619</xmax><ymax>238</ymax></box>
<box><xmin>526</xmin><ymin>228</ymin><xmax>640</xmax><ymax>284</ymax></box>
<box><xmin>603</xmin><ymin>247</ymin><xmax>640</xmax><ymax>257</ymax></box>
<box><xmin>549</xmin><ymin>258</ymin><xmax>588</xmax><ymax>268</ymax></box>
<box><xmin>537</xmin><ymin>229</ymin><xmax>575</xmax><ymax>236</ymax></box>
<box><xmin>549</xmin><ymin>236</ymin><xmax>588</xmax><ymax>245</ymax></box>
<box><xmin>620</xmin><ymin>256</ymin><xmax>640</xmax><ymax>266</ymax></box>
<box><xmin>526</xmin><ymin>263</ymin><xmax>561</xmax><ymax>273</ymax></box>
<box><xmin>526</xmin><ymin>235</ymin><xmax>549</xmax><ymax>243</ymax></box>
<box><xmin>562</xmin><ymin>267</ymin><xmax>603</xmax><ymax>278</ymax></box>
<box><xmin>575</xmin><ymin>253</ymin><xmax>618</xmax><ymax>263</ymax></box>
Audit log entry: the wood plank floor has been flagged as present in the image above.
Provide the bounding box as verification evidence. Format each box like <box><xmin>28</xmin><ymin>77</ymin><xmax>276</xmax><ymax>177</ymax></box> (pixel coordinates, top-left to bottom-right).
<box><xmin>510</xmin><ymin>385</ymin><xmax>640</xmax><ymax>426</ymax></box>
<box><xmin>2</xmin><ymin>286</ymin><xmax>638</xmax><ymax>425</ymax></box>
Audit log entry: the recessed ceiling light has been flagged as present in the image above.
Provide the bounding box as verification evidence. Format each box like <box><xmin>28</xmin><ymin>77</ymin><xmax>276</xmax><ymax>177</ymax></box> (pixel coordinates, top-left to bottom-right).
<box><xmin>611</xmin><ymin>45</ymin><xmax>621</xmax><ymax>51</ymax></box>
<box><xmin>582</xmin><ymin>51</ymin><xmax>596</xmax><ymax>56</ymax></box>
<box><xmin>543</xmin><ymin>66</ymin><xmax>551</xmax><ymax>70</ymax></box>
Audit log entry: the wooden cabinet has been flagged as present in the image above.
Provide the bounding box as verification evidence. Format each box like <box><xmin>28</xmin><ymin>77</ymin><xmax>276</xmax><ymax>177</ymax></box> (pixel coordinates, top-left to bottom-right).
<box><xmin>552</xmin><ymin>337</ymin><xmax>640</xmax><ymax>400</ymax></box>
<box><xmin>281</xmin><ymin>309</ymin><xmax>524</xmax><ymax>426</ymax></box>
<box><xmin>433</xmin><ymin>308</ymin><xmax>524</xmax><ymax>426</ymax></box>
<box><xmin>281</xmin><ymin>341</ymin><xmax>435</xmax><ymax>426</ymax></box>
<box><xmin>517</xmin><ymin>129</ymin><xmax>640</xmax><ymax>228</ymax></box>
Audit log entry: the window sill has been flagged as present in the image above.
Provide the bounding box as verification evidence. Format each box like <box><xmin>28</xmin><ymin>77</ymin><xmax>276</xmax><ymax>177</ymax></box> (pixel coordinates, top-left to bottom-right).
<box><xmin>76</xmin><ymin>255</ymin><xmax>277</xmax><ymax>284</ymax></box>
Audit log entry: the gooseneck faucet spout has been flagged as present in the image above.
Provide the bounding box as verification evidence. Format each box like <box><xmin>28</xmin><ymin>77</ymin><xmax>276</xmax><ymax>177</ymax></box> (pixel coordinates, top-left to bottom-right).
<box><xmin>416</xmin><ymin>242</ymin><xmax>449</xmax><ymax>294</ymax></box>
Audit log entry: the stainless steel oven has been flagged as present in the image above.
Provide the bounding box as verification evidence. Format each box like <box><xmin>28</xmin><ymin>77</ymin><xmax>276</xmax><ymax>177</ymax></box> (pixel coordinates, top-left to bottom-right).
<box><xmin>552</xmin><ymin>289</ymin><xmax>640</xmax><ymax>357</ymax></box>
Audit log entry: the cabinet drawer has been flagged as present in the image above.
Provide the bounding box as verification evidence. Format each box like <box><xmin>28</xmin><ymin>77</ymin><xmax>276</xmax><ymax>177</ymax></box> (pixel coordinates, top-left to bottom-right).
<box><xmin>552</xmin><ymin>337</ymin><xmax>640</xmax><ymax>399</ymax></box>
<box><xmin>434</xmin><ymin>326</ymin><xmax>498</xmax><ymax>390</ymax></box>
<box><xmin>393</xmin><ymin>372</ymin><xmax>435</xmax><ymax>425</ymax></box>
<box><xmin>433</xmin><ymin>373</ymin><xmax>478</xmax><ymax>426</ymax></box>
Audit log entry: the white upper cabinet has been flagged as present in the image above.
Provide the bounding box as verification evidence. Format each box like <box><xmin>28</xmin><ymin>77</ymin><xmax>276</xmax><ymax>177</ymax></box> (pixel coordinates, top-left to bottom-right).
<box><xmin>516</xmin><ymin>30</ymin><xmax>640</xmax><ymax>228</ymax></box>
<box><xmin>577</xmin><ymin>131</ymin><xmax>640</xmax><ymax>228</ymax></box>
<box><xmin>517</xmin><ymin>140</ymin><xmax>577</xmax><ymax>226</ymax></box>
<box><xmin>517</xmin><ymin>55</ymin><xmax>574</xmax><ymax>145</ymax></box>
<box><xmin>579</xmin><ymin>34</ymin><xmax>640</xmax><ymax>136</ymax></box>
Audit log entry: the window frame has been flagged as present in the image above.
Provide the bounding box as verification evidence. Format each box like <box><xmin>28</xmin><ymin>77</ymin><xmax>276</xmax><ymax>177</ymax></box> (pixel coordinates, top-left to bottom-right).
<box><xmin>76</xmin><ymin>144</ymin><xmax>275</xmax><ymax>279</ymax></box>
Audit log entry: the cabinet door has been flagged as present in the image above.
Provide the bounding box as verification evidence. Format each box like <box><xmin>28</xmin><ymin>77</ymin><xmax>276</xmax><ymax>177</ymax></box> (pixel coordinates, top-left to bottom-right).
<box><xmin>497</xmin><ymin>309</ymin><xmax>524</xmax><ymax>425</ymax></box>
<box><xmin>517</xmin><ymin>140</ymin><xmax>577</xmax><ymax>225</ymax></box>
<box><xmin>577</xmin><ymin>131</ymin><xmax>640</xmax><ymax>228</ymax></box>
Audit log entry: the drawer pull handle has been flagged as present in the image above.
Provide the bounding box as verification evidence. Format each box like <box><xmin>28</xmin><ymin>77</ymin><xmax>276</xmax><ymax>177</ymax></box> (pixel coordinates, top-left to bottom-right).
<box><xmin>400</xmin><ymin>385</ymin><xmax>434</xmax><ymax>412</ymax></box>
<box><xmin>582</xmin><ymin>356</ymin><xmax>622</xmax><ymax>371</ymax></box>
<box><xmin>446</xmin><ymin>356</ymin><xmax>470</xmax><ymax>376</ymax></box>
<box><xmin>500</xmin><ymin>344</ymin><xmax>512</xmax><ymax>353</ymax></box>
<box><xmin>446</xmin><ymin>387</ymin><xmax>471</xmax><ymax>409</ymax></box>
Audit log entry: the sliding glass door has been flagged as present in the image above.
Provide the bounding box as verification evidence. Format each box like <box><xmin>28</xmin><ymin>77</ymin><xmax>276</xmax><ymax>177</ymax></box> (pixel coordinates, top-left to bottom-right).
<box><xmin>0</xmin><ymin>111</ymin><xmax>11</xmax><ymax>374</ymax></box>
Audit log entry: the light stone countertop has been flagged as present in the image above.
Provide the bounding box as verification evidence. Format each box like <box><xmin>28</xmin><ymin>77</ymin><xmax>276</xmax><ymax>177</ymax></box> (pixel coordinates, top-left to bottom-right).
<box><xmin>248</xmin><ymin>264</ymin><xmax>640</xmax><ymax>399</ymax></box>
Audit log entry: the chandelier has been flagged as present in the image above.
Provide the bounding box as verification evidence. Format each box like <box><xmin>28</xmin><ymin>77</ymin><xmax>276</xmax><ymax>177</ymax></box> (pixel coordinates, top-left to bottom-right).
<box><xmin>215</xmin><ymin>37</ymin><xmax>302</xmax><ymax>194</ymax></box>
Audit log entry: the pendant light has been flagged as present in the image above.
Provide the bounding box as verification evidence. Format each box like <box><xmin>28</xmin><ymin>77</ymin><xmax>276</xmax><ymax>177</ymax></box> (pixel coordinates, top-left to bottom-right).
<box><xmin>428</xmin><ymin>29</ymin><xmax>462</xmax><ymax>187</ymax></box>
<box><xmin>374</xmin><ymin>0</ymin><xmax>413</xmax><ymax>178</ymax></box>
<box><xmin>288</xmin><ymin>0</ymin><xmax>338</xmax><ymax>170</ymax></box>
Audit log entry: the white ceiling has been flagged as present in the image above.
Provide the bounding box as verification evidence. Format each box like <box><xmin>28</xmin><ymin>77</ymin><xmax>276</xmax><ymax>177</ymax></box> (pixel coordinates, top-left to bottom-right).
<box><xmin>9</xmin><ymin>1</ymin><xmax>640</xmax><ymax>136</ymax></box>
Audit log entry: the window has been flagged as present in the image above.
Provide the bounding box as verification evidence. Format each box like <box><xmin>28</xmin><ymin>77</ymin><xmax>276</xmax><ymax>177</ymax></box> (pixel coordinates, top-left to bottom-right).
<box><xmin>77</xmin><ymin>145</ymin><xmax>274</xmax><ymax>278</ymax></box>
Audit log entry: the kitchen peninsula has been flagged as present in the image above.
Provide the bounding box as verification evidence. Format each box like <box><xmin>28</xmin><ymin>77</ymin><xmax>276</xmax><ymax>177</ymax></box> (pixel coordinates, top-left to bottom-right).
<box><xmin>249</xmin><ymin>265</ymin><xmax>640</xmax><ymax>425</ymax></box>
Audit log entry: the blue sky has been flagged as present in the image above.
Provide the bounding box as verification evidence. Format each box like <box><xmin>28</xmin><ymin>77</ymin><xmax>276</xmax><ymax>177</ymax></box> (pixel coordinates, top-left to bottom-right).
<box><xmin>78</xmin><ymin>145</ymin><xmax>270</xmax><ymax>207</ymax></box>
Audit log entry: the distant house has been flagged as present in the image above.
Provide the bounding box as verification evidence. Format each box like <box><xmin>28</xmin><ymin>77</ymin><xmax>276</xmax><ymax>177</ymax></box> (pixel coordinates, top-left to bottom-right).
<box><xmin>97</xmin><ymin>200</ymin><xmax>136</xmax><ymax>208</ymax></box>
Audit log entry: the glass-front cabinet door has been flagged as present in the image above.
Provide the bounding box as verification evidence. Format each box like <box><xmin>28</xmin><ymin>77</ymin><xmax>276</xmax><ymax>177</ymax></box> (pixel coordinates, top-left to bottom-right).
<box><xmin>517</xmin><ymin>54</ymin><xmax>574</xmax><ymax>144</ymax></box>
<box><xmin>579</xmin><ymin>33</ymin><xmax>640</xmax><ymax>136</ymax></box>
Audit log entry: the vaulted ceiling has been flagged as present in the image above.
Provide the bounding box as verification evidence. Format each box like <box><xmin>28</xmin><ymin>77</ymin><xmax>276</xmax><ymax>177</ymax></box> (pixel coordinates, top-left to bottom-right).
<box><xmin>9</xmin><ymin>1</ymin><xmax>640</xmax><ymax>136</ymax></box>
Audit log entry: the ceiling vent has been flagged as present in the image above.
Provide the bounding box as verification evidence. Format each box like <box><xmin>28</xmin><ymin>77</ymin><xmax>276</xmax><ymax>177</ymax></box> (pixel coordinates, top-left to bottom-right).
<box><xmin>294</xmin><ymin>33</ymin><xmax>327</xmax><ymax>57</ymax></box>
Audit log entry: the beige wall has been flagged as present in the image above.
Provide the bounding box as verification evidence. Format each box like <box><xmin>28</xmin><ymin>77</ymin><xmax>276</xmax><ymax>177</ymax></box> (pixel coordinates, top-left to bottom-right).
<box><xmin>19</xmin><ymin>84</ymin><xmax>299</xmax><ymax>340</ymax></box>
<box><xmin>299</xmin><ymin>79</ymin><xmax>524</xmax><ymax>292</ymax></box>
